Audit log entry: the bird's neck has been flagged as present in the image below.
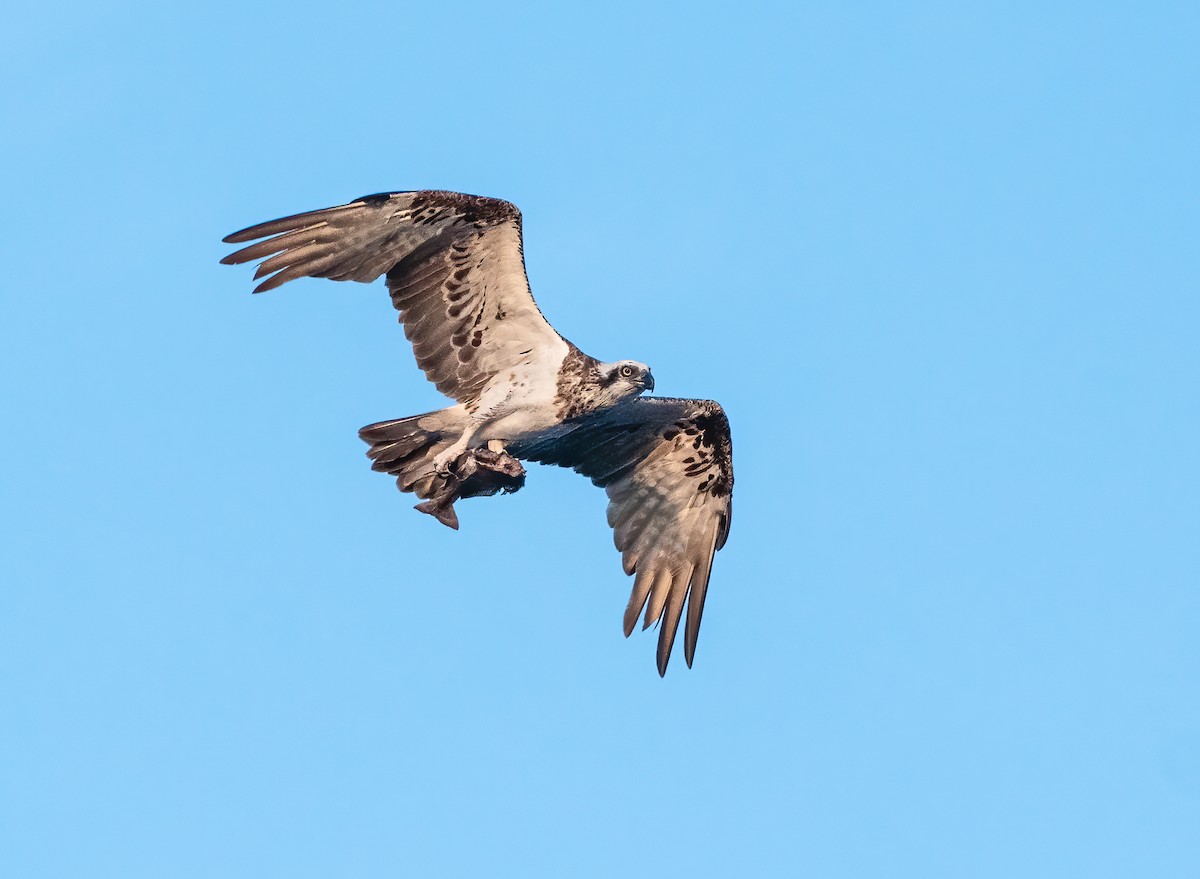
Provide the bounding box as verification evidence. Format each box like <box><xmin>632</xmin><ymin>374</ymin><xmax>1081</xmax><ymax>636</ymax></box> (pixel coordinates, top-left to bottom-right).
<box><xmin>555</xmin><ymin>344</ymin><xmax>635</xmax><ymax>420</ymax></box>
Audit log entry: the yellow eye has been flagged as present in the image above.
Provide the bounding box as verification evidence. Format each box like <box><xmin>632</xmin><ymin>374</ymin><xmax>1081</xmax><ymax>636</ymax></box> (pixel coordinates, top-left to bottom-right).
<box><xmin>619</xmin><ymin>365</ymin><xmax>634</xmax><ymax>377</ymax></box>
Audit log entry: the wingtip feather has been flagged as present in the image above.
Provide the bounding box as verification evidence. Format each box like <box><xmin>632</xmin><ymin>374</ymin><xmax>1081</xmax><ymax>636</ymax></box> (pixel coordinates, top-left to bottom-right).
<box><xmin>682</xmin><ymin>539</ymin><xmax>716</xmax><ymax>669</ymax></box>
<box><xmin>251</xmin><ymin>277</ymin><xmax>283</xmax><ymax>294</ymax></box>
<box><xmin>655</xmin><ymin>575</ymin><xmax>690</xmax><ymax>678</ymax></box>
<box><xmin>623</xmin><ymin>568</ymin><xmax>655</xmax><ymax>637</ymax></box>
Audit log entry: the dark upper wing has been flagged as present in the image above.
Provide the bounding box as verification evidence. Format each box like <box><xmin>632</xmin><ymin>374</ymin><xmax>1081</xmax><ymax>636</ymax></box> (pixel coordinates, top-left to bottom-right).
<box><xmin>511</xmin><ymin>397</ymin><xmax>734</xmax><ymax>675</ymax></box>
<box><xmin>221</xmin><ymin>190</ymin><xmax>567</xmax><ymax>406</ymax></box>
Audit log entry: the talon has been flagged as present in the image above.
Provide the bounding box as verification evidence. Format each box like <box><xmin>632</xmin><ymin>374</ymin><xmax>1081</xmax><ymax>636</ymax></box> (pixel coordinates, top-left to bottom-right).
<box><xmin>432</xmin><ymin>447</ymin><xmax>460</xmax><ymax>476</ymax></box>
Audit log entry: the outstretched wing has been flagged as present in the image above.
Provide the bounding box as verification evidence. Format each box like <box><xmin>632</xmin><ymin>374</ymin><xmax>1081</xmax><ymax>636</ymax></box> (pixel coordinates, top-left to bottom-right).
<box><xmin>512</xmin><ymin>398</ymin><xmax>734</xmax><ymax>675</ymax></box>
<box><xmin>221</xmin><ymin>190</ymin><xmax>567</xmax><ymax>406</ymax></box>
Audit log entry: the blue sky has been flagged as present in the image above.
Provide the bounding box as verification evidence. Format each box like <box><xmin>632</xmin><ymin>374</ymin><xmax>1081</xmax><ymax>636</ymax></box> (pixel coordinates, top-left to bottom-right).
<box><xmin>3</xmin><ymin>2</ymin><xmax>1198</xmax><ymax>876</ymax></box>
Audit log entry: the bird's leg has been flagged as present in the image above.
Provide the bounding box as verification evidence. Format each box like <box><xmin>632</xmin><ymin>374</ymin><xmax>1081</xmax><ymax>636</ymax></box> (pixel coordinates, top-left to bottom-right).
<box><xmin>486</xmin><ymin>439</ymin><xmax>507</xmax><ymax>454</ymax></box>
<box><xmin>432</xmin><ymin>428</ymin><xmax>476</xmax><ymax>475</ymax></box>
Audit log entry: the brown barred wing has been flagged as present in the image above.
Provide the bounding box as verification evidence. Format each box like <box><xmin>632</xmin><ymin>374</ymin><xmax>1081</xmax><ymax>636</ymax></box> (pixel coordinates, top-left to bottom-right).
<box><xmin>221</xmin><ymin>190</ymin><xmax>566</xmax><ymax>406</ymax></box>
<box><xmin>513</xmin><ymin>398</ymin><xmax>734</xmax><ymax>675</ymax></box>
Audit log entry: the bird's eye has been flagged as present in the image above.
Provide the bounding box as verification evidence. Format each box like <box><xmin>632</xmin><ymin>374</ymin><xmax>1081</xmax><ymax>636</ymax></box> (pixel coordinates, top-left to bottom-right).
<box><xmin>619</xmin><ymin>365</ymin><xmax>634</xmax><ymax>378</ymax></box>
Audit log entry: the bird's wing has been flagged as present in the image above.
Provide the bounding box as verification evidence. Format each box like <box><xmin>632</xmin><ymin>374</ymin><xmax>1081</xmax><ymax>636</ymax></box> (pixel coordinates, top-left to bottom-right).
<box><xmin>512</xmin><ymin>398</ymin><xmax>734</xmax><ymax>675</ymax></box>
<box><xmin>221</xmin><ymin>190</ymin><xmax>567</xmax><ymax>406</ymax></box>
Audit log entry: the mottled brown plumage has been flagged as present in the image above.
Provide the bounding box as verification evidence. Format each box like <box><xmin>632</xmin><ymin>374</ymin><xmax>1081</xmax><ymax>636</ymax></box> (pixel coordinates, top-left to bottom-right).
<box><xmin>222</xmin><ymin>190</ymin><xmax>734</xmax><ymax>675</ymax></box>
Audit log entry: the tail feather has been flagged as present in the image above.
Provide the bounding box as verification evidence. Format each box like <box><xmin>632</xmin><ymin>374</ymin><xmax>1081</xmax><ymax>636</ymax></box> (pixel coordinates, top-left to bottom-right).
<box><xmin>359</xmin><ymin>409</ymin><xmax>464</xmax><ymax>501</ymax></box>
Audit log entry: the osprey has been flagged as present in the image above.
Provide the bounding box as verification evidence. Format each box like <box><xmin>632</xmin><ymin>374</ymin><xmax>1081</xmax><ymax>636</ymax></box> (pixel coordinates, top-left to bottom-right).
<box><xmin>221</xmin><ymin>190</ymin><xmax>733</xmax><ymax>675</ymax></box>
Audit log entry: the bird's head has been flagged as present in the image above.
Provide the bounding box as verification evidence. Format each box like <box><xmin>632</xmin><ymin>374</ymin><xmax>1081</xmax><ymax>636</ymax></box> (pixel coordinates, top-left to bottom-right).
<box><xmin>599</xmin><ymin>360</ymin><xmax>655</xmax><ymax>404</ymax></box>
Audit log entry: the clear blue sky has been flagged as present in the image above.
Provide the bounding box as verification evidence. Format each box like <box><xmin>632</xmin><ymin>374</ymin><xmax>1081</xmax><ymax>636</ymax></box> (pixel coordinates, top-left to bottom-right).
<box><xmin>3</xmin><ymin>2</ymin><xmax>1197</xmax><ymax>876</ymax></box>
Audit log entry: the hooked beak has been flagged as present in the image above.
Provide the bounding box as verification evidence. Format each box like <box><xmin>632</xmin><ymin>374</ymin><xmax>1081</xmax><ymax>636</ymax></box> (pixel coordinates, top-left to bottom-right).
<box><xmin>643</xmin><ymin>371</ymin><xmax>655</xmax><ymax>392</ymax></box>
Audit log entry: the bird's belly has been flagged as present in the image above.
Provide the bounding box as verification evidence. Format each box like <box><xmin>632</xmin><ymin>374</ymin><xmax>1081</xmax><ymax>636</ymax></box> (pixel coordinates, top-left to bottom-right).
<box><xmin>472</xmin><ymin>358</ymin><xmax>565</xmax><ymax>443</ymax></box>
<box><xmin>479</xmin><ymin>403</ymin><xmax>561</xmax><ymax>443</ymax></box>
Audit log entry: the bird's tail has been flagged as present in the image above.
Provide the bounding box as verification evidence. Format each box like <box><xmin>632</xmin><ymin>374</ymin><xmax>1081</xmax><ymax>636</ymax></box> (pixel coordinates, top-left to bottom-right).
<box><xmin>358</xmin><ymin>408</ymin><xmax>466</xmax><ymax>500</ymax></box>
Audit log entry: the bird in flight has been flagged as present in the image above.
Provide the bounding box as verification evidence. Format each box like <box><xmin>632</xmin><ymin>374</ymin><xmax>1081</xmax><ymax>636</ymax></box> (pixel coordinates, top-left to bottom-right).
<box><xmin>221</xmin><ymin>190</ymin><xmax>733</xmax><ymax>674</ymax></box>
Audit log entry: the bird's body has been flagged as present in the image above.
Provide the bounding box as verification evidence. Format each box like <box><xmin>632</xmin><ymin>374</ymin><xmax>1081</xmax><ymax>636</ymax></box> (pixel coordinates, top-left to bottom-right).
<box><xmin>222</xmin><ymin>190</ymin><xmax>733</xmax><ymax>674</ymax></box>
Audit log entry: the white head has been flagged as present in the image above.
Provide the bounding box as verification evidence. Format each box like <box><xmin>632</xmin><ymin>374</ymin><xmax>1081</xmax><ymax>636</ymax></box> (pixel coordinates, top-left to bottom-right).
<box><xmin>596</xmin><ymin>359</ymin><xmax>655</xmax><ymax>406</ymax></box>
